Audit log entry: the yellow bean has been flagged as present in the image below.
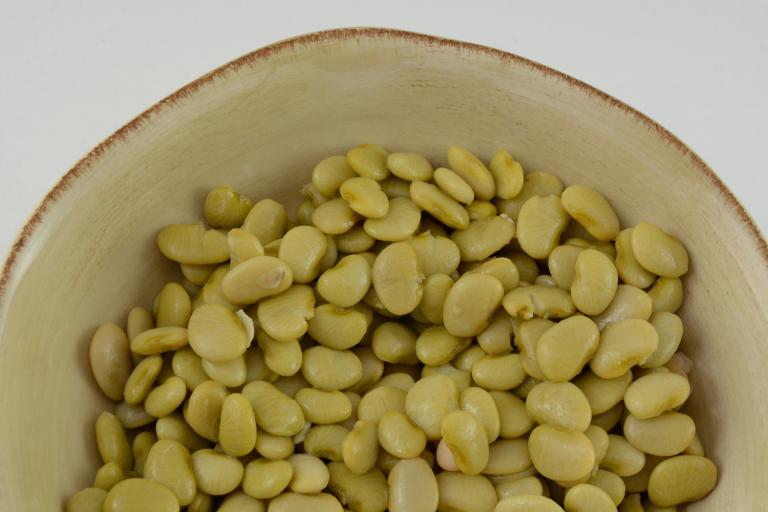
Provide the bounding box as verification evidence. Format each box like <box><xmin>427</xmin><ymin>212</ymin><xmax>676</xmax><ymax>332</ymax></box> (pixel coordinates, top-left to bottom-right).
<box><xmin>94</xmin><ymin>462</ymin><xmax>126</xmax><ymax>491</ymax></box>
<box><xmin>564</xmin><ymin>483</ymin><xmax>617</xmax><ymax>512</ymax></box>
<box><xmin>241</xmin><ymin>198</ymin><xmax>288</xmax><ymax>245</ymax></box>
<box><xmin>631</xmin><ymin>222</ymin><xmax>688</xmax><ymax>278</ymax></box>
<box><xmin>590</xmin><ymin>469</ymin><xmax>626</xmax><ymax>506</ymax></box>
<box><xmin>184</xmin><ymin>380</ymin><xmax>228</xmax><ymax>441</ymax></box>
<box><xmin>218</xmin><ymin>492</ymin><xmax>265</xmax><ymax>512</ymax></box>
<box><xmin>157</xmin><ymin>223</ymin><xmax>230</xmax><ymax>265</ymax></box>
<box><xmin>145</xmin><ymin>375</ymin><xmax>187</xmax><ymax>417</ymax></box>
<box><xmin>155</xmin><ymin>283</ymin><xmax>192</xmax><ymax>328</ymax></box>
<box><xmin>415</xmin><ymin>326</ymin><xmax>470</xmax><ymax>366</ymax></box>
<box><xmin>312</xmin><ymin>198</ymin><xmax>360</xmax><ymax>235</ymax></box>
<box><xmin>335</xmin><ymin>225</ymin><xmax>376</xmax><ymax>253</ymax></box>
<box><xmin>242</xmin><ymin>458</ymin><xmax>293</xmax><ymax>499</ymax></box>
<box><xmin>517</xmin><ymin>195</ymin><xmax>569</xmax><ymax>259</ymax></box>
<box><xmin>188</xmin><ymin>304</ymin><xmax>249</xmax><ymax>362</ymax></box>
<box><xmin>172</xmin><ymin>347</ymin><xmax>208</xmax><ymax>391</ymax></box>
<box><xmin>421</xmin><ymin>363</ymin><xmax>471</xmax><ymax>391</ymax></box>
<box><xmin>276</xmin><ymin>226</ymin><xmax>328</xmax><ymax>283</ymax></box>
<box><xmin>358</xmin><ymin>386</ymin><xmax>407</xmax><ymax>424</ymax></box>
<box><xmin>547</xmin><ymin>244</ymin><xmax>584</xmax><ymax>291</ymax></box>
<box><xmin>386</xmin><ymin>152</ymin><xmax>434</xmax><ymax>181</ymax></box>
<box><xmin>451</xmin><ymin>216</ymin><xmax>516</xmax><ymax>262</ymax></box>
<box><xmin>482</xmin><ymin>438</ymin><xmax>530</xmax><ymax>476</ymax></box>
<box><xmin>526</xmin><ymin>381</ymin><xmax>592</xmax><ymax>432</ymax></box>
<box><xmin>242</xmin><ymin>380</ymin><xmax>305</xmax><ymax>436</ymax></box>
<box><xmin>130</xmin><ymin>327</ymin><xmax>189</xmax><ymax>356</ymax></box>
<box><xmin>447</xmin><ymin>146</ymin><xmax>496</xmax><ymax>200</ymax></box>
<box><xmin>202</xmin><ymin>355</ymin><xmax>247</xmax><ymax>387</ymax></box>
<box><xmin>467</xmin><ymin>201</ymin><xmax>499</xmax><ymax>220</ymax></box>
<box><xmin>219</xmin><ymin>393</ymin><xmax>258</xmax><ymax>457</ymax></box>
<box><xmin>256</xmin><ymin>332</ymin><xmax>302</xmax><ymax>378</ymax></box>
<box><xmin>304</xmin><ymin>424</ymin><xmax>350</xmax><ymax>462</ymax></box>
<box><xmin>190</xmin><ymin>449</ymin><xmax>244</xmax><ymax>496</ymax></box>
<box><xmin>340</xmin><ymin>176</ymin><xmax>390</xmax><ymax>219</ymax></box>
<box><xmin>406</xmin><ymin>231</ymin><xmax>461</xmax><ymax>276</ymax></box>
<box><xmin>623</xmin><ymin>372</ymin><xmax>690</xmax><ymax>419</ymax></box>
<box><xmin>379</xmin><ymin>176</ymin><xmax>413</xmax><ymax>199</ymax></box>
<box><xmin>372</xmin><ymin>241</ymin><xmax>424</xmax><ymax>315</ymax></box>
<box><xmin>308</xmin><ymin>304</ymin><xmax>368</xmax><ymax>350</ymax></box>
<box><xmin>90</xmin><ymin>323</ymin><xmax>133</xmax><ymax>402</ymax></box>
<box><xmin>405</xmin><ymin>375</ymin><xmax>459</xmax><ymax>440</ymax></box>
<box><xmin>443</xmin><ymin>273</ymin><xmax>504</xmax><ymax>337</ymax></box>
<box><xmin>410</xmin><ymin>181</ymin><xmax>470</xmax><ymax>229</ymax></box>
<box><xmin>295</xmin><ymin>388</ymin><xmax>352</xmax><ymax>424</ymax></box>
<box><xmin>574</xmin><ymin>370</ymin><xmax>632</xmax><ymax>415</ymax></box>
<box><xmin>536</xmin><ymin>315</ymin><xmax>599</xmax><ymax>382</ymax></box>
<box><xmin>647</xmin><ymin>455</ymin><xmax>717</xmax><ymax>507</ymax></box>
<box><xmin>269</xmin><ymin>492</ymin><xmax>344</xmax><ymax>512</ymax></box>
<box><xmin>317</xmin><ymin>254</ymin><xmax>372</xmax><ymax>308</ymax></box>
<box><xmin>362</xmin><ymin>196</ymin><xmax>421</xmax><ymax>242</ymax></box>
<box><xmin>348</xmin><ymin>144</ymin><xmax>390</xmax><ymax>181</ymax></box>
<box><xmin>127</xmin><ymin>306</ymin><xmax>154</xmax><ymax>342</ymax></box>
<box><xmin>349</xmin><ymin>346</ymin><xmax>385</xmax><ymax>393</ymax></box>
<box><xmin>614</xmin><ymin>228</ymin><xmax>656</xmax><ymax>288</ymax></box>
<box><xmin>476</xmin><ymin>311</ymin><xmax>513</xmax><ymax>355</ymax></box>
<box><xmin>155</xmin><ymin>413</ymin><xmax>208</xmax><ymax>452</ymax></box>
<box><xmin>591</xmin><ymin>403</ymin><xmax>624</xmax><ymax>432</ymax></box>
<box><xmin>122</xmin><ymin>355</ymin><xmax>162</xmax><ymax>405</ymax></box>
<box><xmin>113</xmin><ymin>401</ymin><xmax>153</xmax><ymax>429</ymax></box>
<box><xmin>623</xmin><ymin>412</ymin><xmax>695</xmax><ymax>456</ymax></box>
<box><xmin>203</xmin><ymin>185</ymin><xmax>253</xmax><ymax>229</ymax></box>
<box><xmin>528</xmin><ymin>425</ymin><xmax>595</xmax><ymax>482</ymax></box>
<box><xmin>472</xmin><ymin>354</ymin><xmax>526</xmax><ymax>391</ymax></box>
<box><xmin>494</xmin><ymin>475</ymin><xmax>545</xmax><ymax>500</ymax></box>
<box><xmin>590</xmin><ymin>319</ymin><xmax>658</xmax><ymax>379</ymax></box>
<box><xmin>601</xmin><ymin>435</ymin><xmax>645</xmax><ymax>477</ymax></box>
<box><xmin>342</xmin><ymin>420</ymin><xmax>379</xmax><ymax>475</ymax></box>
<box><xmin>591</xmin><ymin>284</ymin><xmax>652</xmax><ymax>331</ymax></box>
<box><xmin>436</xmin><ymin>472</ymin><xmax>498</xmax><ymax>512</ymax></box>
<box><xmin>513</xmin><ymin>318</ymin><xmax>553</xmax><ymax>380</ymax></box>
<box><xmin>328</xmin><ymin>462</ymin><xmax>389</xmax><ymax>512</ymax></box>
<box><xmin>67</xmin><ymin>487</ymin><xmax>108</xmax><ymax>512</ymax></box>
<box><xmin>503</xmin><ymin>285</ymin><xmax>575</xmax><ymax>320</ymax></box>
<box><xmin>388</xmin><ymin>457</ymin><xmax>439</xmax><ymax>512</ymax></box>
<box><xmin>647</xmin><ymin>277</ymin><xmax>683</xmax><ymax>313</ymax></box>
<box><xmin>103</xmin><ymin>478</ymin><xmax>179</xmax><ymax>512</ymax></box>
<box><xmin>460</xmin><ymin>386</ymin><xmax>501</xmax><ymax>443</ymax></box>
<box><xmin>144</xmin><ymin>440</ymin><xmax>196</xmax><ymax>506</ymax></box>
<box><xmin>571</xmin><ymin>249</ymin><xmax>618</xmax><ymax>316</ymax></box>
<box><xmin>560</xmin><ymin>185</ymin><xmax>620</xmax><ymax>241</ymax></box>
<box><xmin>418</xmin><ymin>273</ymin><xmax>453</xmax><ymax>324</ymax></box>
<box><xmin>371</xmin><ymin>322</ymin><xmax>418</xmax><ymax>364</ymax></box>
<box><xmin>489</xmin><ymin>150</ymin><xmax>524</xmax><ymax>200</ymax></box>
<box><xmin>378</xmin><ymin>410</ymin><xmax>427</xmax><ymax>459</ymax></box>
<box><xmin>302</xmin><ymin>346</ymin><xmax>363</xmax><ymax>390</ymax></box>
<box><xmin>313</xmin><ymin>155</ymin><xmax>358</xmax><ymax>196</ymax></box>
<box><xmin>618</xmin><ymin>494</ymin><xmax>643</xmax><ymax>512</ymax></box>
<box><xmin>96</xmin><ymin>412</ymin><xmax>133</xmax><ymax>470</ymax></box>
<box><xmin>489</xmin><ymin>391</ymin><xmax>534</xmax><ymax>439</ymax></box>
<box><xmin>303</xmin><ymin>182</ymin><xmax>332</xmax><ymax>206</ymax></box>
<box><xmin>194</xmin><ymin>265</ymin><xmax>236</xmax><ymax>310</ymax></box>
<box><xmin>643</xmin><ymin>312</ymin><xmax>683</xmax><ymax>368</ymax></box>
<box><xmin>254</xmin><ymin>431</ymin><xmax>294</xmax><ymax>461</ymax></box>
<box><xmin>256</xmin><ymin>284</ymin><xmax>315</xmax><ymax>341</ymax></box>
<box><xmin>434</xmin><ymin>167</ymin><xmax>475</xmax><ymax>204</ymax></box>
<box><xmin>285</xmin><ymin>453</ymin><xmax>330</xmax><ymax>494</ymax></box>
<box><xmin>297</xmin><ymin>200</ymin><xmax>316</xmax><ymax>226</ymax></box>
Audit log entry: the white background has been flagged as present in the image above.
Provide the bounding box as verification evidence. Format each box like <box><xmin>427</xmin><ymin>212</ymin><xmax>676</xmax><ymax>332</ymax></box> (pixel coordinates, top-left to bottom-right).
<box><xmin>1</xmin><ymin>1</ymin><xmax>767</xmax><ymax>260</ymax></box>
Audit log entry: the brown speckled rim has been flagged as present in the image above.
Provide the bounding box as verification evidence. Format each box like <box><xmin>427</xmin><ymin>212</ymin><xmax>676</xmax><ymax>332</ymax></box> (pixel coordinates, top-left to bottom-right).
<box><xmin>1</xmin><ymin>27</ymin><xmax>766</xmax><ymax>304</ymax></box>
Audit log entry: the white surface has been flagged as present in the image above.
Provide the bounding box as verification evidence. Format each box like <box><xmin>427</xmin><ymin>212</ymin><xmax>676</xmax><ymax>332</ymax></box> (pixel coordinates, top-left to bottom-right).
<box><xmin>1</xmin><ymin>1</ymin><xmax>766</xmax><ymax>260</ymax></box>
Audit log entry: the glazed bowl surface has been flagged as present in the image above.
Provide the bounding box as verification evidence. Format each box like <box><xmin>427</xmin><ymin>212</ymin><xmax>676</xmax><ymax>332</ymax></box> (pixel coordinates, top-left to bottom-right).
<box><xmin>0</xmin><ymin>28</ymin><xmax>765</xmax><ymax>509</ymax></box>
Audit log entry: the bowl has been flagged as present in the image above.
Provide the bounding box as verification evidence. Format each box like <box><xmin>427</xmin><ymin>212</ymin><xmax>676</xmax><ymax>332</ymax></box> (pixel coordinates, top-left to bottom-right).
<box><xmin>1</xmin><ymin>28</ymin><xmax>766</xmax><ymax>509</ymax></box>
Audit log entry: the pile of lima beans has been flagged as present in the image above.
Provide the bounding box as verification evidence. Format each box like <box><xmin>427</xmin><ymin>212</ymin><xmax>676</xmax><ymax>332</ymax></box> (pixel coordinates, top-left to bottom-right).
<box><xmin>74</xmin><ymin>145</ymin><xmax>718</xmax><ymax>512</ymax></box>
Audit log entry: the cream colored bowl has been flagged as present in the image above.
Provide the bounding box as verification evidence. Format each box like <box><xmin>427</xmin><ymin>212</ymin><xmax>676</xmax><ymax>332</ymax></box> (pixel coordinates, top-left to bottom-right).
<box><xmin>0</xmin><ymin>28</ymin><xmax>765</xmax><ymax>509</ymax></box>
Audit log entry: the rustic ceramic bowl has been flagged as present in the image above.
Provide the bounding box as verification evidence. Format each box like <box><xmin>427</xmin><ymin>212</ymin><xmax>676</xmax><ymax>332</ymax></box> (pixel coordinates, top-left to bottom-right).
<box><xmin>0</xmin><ymin>28</ymin><xmax>765</xmax><ymax>509</ymax></box>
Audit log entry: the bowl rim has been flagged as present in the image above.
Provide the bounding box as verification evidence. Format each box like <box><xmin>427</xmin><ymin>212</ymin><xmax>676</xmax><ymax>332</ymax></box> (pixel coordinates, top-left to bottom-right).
<box><xmin>1</xmin><ymin>27</ymin><xmax>766</xmax><ymax>308</ymax></box>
